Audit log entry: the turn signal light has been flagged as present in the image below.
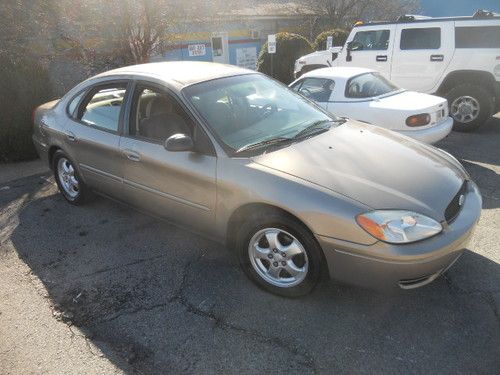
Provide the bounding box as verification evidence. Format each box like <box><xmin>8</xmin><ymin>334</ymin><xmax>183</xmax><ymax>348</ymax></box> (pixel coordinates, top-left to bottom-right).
<box><xmin>406</xmin><ymin>113</ymin><xmax>431</xmax><ymax>127</ymax></box>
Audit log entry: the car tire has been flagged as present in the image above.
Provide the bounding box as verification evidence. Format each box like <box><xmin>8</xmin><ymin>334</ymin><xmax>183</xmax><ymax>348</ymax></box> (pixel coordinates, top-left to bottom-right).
<box><xmin>235</xmin><ymin>209</ymin><xmax>322</xmax><ymax>297</ymax></box>
<box><xmin>52</xmin><ymin>150</ymin><xmax>92</xmax><ymax>205</ymax></box>
<box><xmin>446</xmin><ymin>83</ymin><xmax>493</xmax><ymax>132</ymax></box>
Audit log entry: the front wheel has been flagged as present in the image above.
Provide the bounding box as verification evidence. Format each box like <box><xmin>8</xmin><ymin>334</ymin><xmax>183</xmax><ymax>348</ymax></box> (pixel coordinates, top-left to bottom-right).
<box><xmin>236</xmin><ymin>211</ymin><xmax>322</xmax><ymax>297</ymax></box>
<box><xmin>446</xmin><ymin>84</ymin><xmax>493</xmax><ymax>132</ymax></box>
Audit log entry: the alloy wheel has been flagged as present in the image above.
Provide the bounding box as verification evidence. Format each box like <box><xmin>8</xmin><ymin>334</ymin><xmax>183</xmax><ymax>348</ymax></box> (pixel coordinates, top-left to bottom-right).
<box><xmin>450</xmin><ymin>96</ymin><xmax>480</xmax><ymax>123</ymax></box>
<box><xmin>248</xmin><ymin>228</ymin><xmax>308</xmax><ymax>288</ymax></box>
<box><xmin>57</xmin><ymin>157</ymin><xmax>79</xmax><ymax>198</ymax></box>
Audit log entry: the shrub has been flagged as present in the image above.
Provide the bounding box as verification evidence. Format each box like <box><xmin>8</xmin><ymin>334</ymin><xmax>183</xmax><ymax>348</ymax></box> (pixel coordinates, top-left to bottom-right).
<box><xmin>313</xmin><ymin>29</ymin><xmax>349</xmax><ymax>51</ymax></box>
<box><xmin>257</xmin><ymin>32</ymin><xmax>313</xmax><ymax>84</ymax></box>
<box><xmin>0</xmin><ymin>53</ymin><xmax>54</xmax><ymax>162</ymax></box>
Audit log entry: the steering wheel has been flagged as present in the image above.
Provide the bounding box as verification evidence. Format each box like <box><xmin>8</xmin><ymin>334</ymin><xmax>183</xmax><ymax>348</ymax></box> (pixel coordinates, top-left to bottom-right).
<box><xmin>258</xmin><ymin>103</ymin><xmax>277</xmax><ymax>120</ymax></box>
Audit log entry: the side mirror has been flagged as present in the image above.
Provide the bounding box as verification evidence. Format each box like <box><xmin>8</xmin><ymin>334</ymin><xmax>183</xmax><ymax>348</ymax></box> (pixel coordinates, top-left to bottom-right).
<box><xmin>164</xmin><ymin>133</ymin><xmax>194</xmax><ymax>152</ymax></box>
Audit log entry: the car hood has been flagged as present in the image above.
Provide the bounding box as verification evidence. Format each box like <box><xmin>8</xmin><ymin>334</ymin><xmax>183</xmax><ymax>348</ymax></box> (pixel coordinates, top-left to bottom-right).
<box><xmin>252</xmin><ymin>121</ymin><xmax>467</xmax><ymax>221</ymax></box>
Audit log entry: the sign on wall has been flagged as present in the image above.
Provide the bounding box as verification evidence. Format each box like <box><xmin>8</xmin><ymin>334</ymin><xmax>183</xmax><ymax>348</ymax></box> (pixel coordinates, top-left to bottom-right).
<box><xmin>267</xmin><ymin>34</ymin><xmax>276</xmax><ymax>54</ymax></box>
<box><xmin>236</xmin><ymin>47</ymin><xmax>257</xmax><ymax>70</ymax></box>
<box><xmin>188</xmin><ymin>44</ymin><xmax>206</xmax><ymax>57</ymax></box>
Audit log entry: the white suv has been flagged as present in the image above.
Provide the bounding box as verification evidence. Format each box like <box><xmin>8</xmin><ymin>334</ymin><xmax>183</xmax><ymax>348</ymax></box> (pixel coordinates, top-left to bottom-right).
<box><xmin>295</xmin><ymin>11</ymin><xmax>500</xmax><ymax>132</ymax></box>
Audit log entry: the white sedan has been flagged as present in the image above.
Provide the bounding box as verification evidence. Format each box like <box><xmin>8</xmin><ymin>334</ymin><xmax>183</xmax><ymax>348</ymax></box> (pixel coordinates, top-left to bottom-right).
<box><xmin>290</xmin><ymin>67</ymin><xmax>453</xmax><ymax>144</ymax></box>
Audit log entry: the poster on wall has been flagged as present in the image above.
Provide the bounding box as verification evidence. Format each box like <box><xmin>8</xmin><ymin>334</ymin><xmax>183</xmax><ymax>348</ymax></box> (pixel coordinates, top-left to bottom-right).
<box><xmin>188</xmin><ymin>44</ymin><xmax>206</xmax><ymax>57</ymax></box>
<box><xmin>236</xmin><ymin>47</ymin><xmax>257</xmax><ymax>70</ymax></box>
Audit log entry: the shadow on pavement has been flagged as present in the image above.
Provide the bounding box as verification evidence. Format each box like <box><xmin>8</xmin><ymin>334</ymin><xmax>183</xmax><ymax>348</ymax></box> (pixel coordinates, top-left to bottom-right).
<box><xmin>5</xmin><ymin>175</ymin><xmax>500</xmax><ymax>374</ymax></box>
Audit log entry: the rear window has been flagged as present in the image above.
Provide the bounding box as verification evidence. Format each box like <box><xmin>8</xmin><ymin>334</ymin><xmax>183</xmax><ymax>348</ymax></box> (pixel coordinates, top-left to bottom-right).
<box><xmin>455</xmin><ymin>26</ymin><xmax>500</xmax><ymax>48</ymax></box>
<box><xmin>345</xmin><ymin>73</ymin><xmax>399</xmax><ymax>99</ymax></box>
<box><xmin>400</xmin><ymin>28</ymin><xmax>441</xmax><ymax>50</ymax></box>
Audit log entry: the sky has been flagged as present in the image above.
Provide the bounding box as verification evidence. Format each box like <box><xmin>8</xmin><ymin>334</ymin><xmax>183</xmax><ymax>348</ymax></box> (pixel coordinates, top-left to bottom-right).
<box><xmin>420</xmin><ymin>0</ymin><xmax>500</xmax><ymax>17</ymax></box>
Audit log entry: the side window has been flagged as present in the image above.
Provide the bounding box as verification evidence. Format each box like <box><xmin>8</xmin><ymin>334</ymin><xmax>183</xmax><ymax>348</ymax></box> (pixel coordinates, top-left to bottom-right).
<box><xmin>130</xmin><ymin>86</ymin><xmax>193</xmax><ymax>143</ymax></box>
<box><xmin>351</xmin><ymin>30</ymin><xmax>390</xmax><ymax>51</ymax></box>
<box><xmin>400</xmin><ymin>28</ymin><xmax>441</xmax><ymax>50</ymax></box>
<box><xmin>297</xmin><ymin>78</ymin><xmax>335</xmax><ymax>102</ymax></box>
<box><xmin>455</xmin><ymin>26</ymin><xmax>500</xmax><ymax>48</ymax></box>
<box><xmin>78</xmin><ymin>84</ymin><xmax>127</xmax><ymax>132</ymax></box>
<box><xmin>67</xmin><ymin>91</ymin><xmax>85</xmax><ymax>117</ymax></box>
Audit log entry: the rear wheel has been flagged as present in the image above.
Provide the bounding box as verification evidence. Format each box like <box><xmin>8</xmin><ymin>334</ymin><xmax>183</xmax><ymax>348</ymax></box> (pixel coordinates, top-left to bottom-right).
<box><xmin>52</xmin><ymin>150</ymin><xmax>91</xmax><ymax>205</ymax></box>
<box><xmin>446</xmin><ymin>84</ymin><xmax>493</xmax><ymax>132</ymax></box>
<box><xmin>236</xmin><ymin>210</ymin><xmax>322</xmax><ymax>297</ymax></box>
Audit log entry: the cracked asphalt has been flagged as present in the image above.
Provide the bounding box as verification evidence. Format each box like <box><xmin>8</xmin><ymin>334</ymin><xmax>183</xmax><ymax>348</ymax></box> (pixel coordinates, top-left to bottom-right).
<box><xmin>1</xmin><ymin>115</ymin><xmax>499</xmax><ymax>374</ymax></box>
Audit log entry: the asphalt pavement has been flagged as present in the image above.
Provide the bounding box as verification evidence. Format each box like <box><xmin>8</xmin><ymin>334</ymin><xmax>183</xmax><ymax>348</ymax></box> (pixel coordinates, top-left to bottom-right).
<box><xmin>1</xmin><ymin>116</ymin><xmax>499</xmax><ymax>374</ymax></box>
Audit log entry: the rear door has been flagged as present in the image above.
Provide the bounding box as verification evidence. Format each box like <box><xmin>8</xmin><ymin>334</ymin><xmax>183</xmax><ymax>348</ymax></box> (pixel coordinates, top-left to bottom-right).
<box><xmin>390</xmin><ymin>22</ymin><xmax>454</xmax><ymax>92</ymax></box>
<box><xmin>339</xmin><ymin>25</ymin><xmax>396</xmax><ymax>78</ymax></box>
<box><xmin>120</xmin><ymin>81</ymin><xmax>217</xmax><ymax>231</ymax></box>
<box><xmin>65</xmin><ymin>81</ymin><xmax>131</xmax><ymax>196</ymax></box>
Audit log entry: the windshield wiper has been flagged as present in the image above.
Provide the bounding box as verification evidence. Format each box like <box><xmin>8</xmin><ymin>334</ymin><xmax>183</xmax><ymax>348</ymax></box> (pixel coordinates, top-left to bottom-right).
<box><xmin>235</xmin><ymin>137</ymin><xmax>293</xmax><ymax>154</ymax></box>
<box><xmin>293</xmin><ymin>119</ymin><xmax>336</xmax><ymax>140</ymax></box>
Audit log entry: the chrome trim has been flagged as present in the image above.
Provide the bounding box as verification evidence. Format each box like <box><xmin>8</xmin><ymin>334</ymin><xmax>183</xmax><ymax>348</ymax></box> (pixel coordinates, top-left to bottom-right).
<box><xmin>79</xmin><ymin>163</ymin><xmax>123</xmax><ymax>183</ymax></box>
<box><xmin>123</xmin><ymin>179</ymin><xmax>210</xmax><ymax>211</ymax></box>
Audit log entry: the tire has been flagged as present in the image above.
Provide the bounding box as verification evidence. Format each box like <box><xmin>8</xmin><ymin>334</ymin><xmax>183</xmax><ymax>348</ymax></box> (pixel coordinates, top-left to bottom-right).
<box><xmin>235</xmin><ymin>209</ymin><xmax>322</xmax><ymax>297</ymax></box>
<box><xmin>52</xmin><ymin>150</ymin><xmax>92</xmax><ymax>205</ymax></box>
<box><xmin>446</xmin><ymin>83</ymin><xmax>493</xmax><ymax>132</ymax></box>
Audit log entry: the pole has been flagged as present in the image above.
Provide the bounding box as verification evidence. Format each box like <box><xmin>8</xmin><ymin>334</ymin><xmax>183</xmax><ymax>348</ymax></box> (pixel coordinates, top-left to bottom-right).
<box><xmin>271</xmin><ymin>53</ymin><xmax>274</xmax><ymax>78</ymax></box>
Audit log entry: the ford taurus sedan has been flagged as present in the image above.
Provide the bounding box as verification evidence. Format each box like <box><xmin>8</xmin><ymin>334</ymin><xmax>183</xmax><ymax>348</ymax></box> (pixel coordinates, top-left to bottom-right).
<box><xmin>290</xmin><ymin>67</ymin><xmax>453</xmax><ymax>144</ymax></box>
<box><xmin>33</xmin><ymin>62</ymin><xmax>481</xmax><ymax>297</ymax></box>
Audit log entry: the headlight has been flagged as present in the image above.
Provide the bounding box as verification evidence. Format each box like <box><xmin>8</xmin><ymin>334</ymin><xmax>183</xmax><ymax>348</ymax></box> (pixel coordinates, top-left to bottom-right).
<box><xmin>356</xmin><ymin>210</ymin><xmax>442</xmax><ymax>244</ymax></box>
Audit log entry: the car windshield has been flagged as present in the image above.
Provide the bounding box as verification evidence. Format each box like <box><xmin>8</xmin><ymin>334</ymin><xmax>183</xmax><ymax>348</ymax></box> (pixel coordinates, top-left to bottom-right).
<box><xmin>345</xmin><ymin>72</ymin><xmax>400</xmax><ymax>99</ymax></box>
<box><xmin>183</xmin><ymin>74</ymin><xmax>340</xmax><ymax>153</ymax></box>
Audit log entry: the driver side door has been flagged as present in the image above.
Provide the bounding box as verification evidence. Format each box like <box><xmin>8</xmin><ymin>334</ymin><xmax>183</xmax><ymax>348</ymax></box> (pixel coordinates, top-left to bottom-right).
<box><xmin>341</xmin><ymin>25</ymin><xmax>396</xmax><ymax>78</ymax></box>
<box><xmin>120</xmin><ymin>82</ymin><xmax>217</xmax><ymax>231</ymax></box>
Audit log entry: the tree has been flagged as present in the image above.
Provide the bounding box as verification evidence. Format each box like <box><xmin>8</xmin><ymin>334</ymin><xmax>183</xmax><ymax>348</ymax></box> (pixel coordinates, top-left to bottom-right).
<box><xmin>116</xmin><ymin>0</ymin><xmax>175</xmax><ymax>64</ymax></box>
<box><xmin>313</xmin><ymin>29</ymin><xmax>349</xmax><ymax>50</ymax></box>
<box><xmin>257</xmin><ymin>33</ymin><xmax>313</xmax><ymax>84</ymax></box>
<box><xmin>308</xmin><ymin>0</ymin><xmax>420</xmax><ymax>29</ymax></box>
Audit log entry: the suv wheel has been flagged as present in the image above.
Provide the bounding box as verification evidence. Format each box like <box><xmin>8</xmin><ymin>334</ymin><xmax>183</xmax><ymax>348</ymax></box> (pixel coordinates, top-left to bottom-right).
<box><xmin>446</xmin><ymin>83</ymin><xmax>493</xmax><ymax>132</ymax></box>
<box><xmin>236</xmin><ymin>210</ymin><xmax>322</xmax><ymax>297</ymax></box>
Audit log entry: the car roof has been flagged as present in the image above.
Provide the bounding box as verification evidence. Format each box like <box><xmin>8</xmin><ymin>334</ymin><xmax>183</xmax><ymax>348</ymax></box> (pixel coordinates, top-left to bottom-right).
<box><xmin>353</xmin><ymin>14</ymin><xmax>500</xmax><ymax>27</ymax></box>
<box><xmin>96</xmin><ymin>61</ymin><xmax>255</xmax><ymax>87</ymax></box>
<box><xmin>301</xmin><ymin>67</ymin><xmax>375</xmax><ymax>80</ymax></box>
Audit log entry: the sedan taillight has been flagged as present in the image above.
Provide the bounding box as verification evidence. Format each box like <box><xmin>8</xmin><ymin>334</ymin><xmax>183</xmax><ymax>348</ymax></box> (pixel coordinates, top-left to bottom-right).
<box><xmin>406</xmin><ymin>113</ymin><xmax>431</xmax><ymax>127</ymax></box>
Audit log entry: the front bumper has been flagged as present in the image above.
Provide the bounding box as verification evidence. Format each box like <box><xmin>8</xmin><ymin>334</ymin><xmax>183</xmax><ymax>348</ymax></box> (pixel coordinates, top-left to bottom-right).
<box><xmin>398</xmin><ymin>116</ymin><xmax>453</xmax><ymax>144</ymax></box>
<box><xmin>317</xmin><ymin>181</ymin><xmax>482</xmax><ymax>291</ymax></box>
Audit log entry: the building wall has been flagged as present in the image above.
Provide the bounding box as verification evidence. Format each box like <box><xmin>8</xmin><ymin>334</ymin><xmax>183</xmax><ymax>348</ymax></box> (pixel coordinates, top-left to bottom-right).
<box><xmin>154</xmin><ymin>17</ymin><xmax>310</xmax><ymax>70</ymax></box>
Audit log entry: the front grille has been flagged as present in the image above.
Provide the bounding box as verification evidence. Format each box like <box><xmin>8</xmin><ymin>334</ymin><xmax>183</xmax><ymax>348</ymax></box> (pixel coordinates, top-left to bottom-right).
<box><xmin>444</xmin><ymin>181</ymin><xmax>468</xmax><ymax>223</ymax></box>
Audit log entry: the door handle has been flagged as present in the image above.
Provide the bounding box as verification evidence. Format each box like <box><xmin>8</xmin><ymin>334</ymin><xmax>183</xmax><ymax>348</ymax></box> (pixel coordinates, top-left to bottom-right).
<box><xmin>123</xmin><ymin>149</ymin><xmax>141</xmax><ymax>162</ymax></box>
<box><xmin>65</xmin><ymin>131</ymin><xmax>77</xmax><ymax>142</ymax></box>
<box><xmin>376</xmin><ymin>55</ymin><xmax>388</xmax><ymax>62</ymax></box>
<box><xmin>430</xmin><ymin>54</ymin><xmax>444</xmax><ymax>62</ymax></box>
